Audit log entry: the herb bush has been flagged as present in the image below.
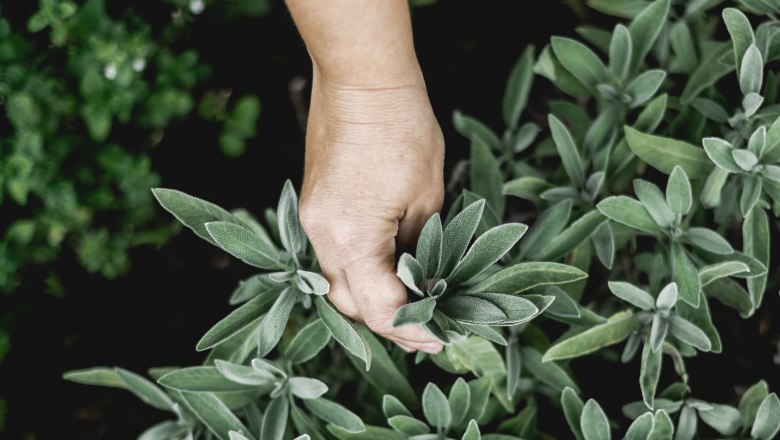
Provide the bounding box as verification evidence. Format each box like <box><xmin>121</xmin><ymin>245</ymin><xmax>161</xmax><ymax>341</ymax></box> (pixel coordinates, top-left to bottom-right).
<box><xmin>64</xmin><ymin>1</ymin><xmax>780</xmax><ymax>439</ymax></box>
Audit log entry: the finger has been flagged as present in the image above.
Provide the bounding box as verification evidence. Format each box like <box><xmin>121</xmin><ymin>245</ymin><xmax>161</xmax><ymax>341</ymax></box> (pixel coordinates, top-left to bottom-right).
<box><xmin>327</xmin><ymin>278</ymin><xmax>360</xmax><ymax>320</ymax></box>
<box><xmin>396</xmin><ymin>197</ymin><xmax>444</xmax><ymax>252</ymax></box>
<box><xmin>345</xmin><ymin>254</ymin><xmax>441</xmax><ymax>345</ymax></box>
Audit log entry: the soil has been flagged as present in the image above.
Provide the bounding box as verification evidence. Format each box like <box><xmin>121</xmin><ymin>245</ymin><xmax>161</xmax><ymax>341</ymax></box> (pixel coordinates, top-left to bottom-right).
<box><xmin>0</xmin><ymin>1</ymin><xmax>777</xmax><ymax>439</ymax></box>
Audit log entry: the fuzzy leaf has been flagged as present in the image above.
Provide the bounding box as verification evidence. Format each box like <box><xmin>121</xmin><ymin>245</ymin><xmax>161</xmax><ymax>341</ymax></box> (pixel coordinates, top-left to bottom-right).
<box><xmin>423</xmin><ymin>383</ymin><xmax>452</xmax><ymax>429</ymax></box>
<box><xmin>624</xmin><ymin>127</ymin><xmax>712</xmax><ymax>178</ymax></box>
<box><xmin>670</xmin><ymin>243</ymin><xmax>700</xmax><ymax>307</ymax></box>
<box><xmin>752</xmin><ymin>393</ymin><xmax>780</xmax><ymax>440</ymax></box>
<box><xmin>551</xmin><ymin>37</ymin><xmax>608</xmax><ymax>89</ymax></box>
<box><xmin>305</xmin><ymin>398</ymin><xmax>365</xmax><ymax>433</ymax></box>
<box><xmin>580</xmin><ymin>399</ymin><xmax>610</xmax><ymax>440</ymax></box>
<box><xmin>626</xmin><ymin>70</ymin><xmax>666</xmax><ymax>108</ymax></box>
<box><xmin>471</xmin><ymin>139</ymin><xmax>505</xmax><ymax>218</ymax></box>
<box><xmin>467</xmin><ymin>262</ymin><xmax>587</xmax><ymax>294</ymax></box>
<box><xmin>206</xmin><ymin>221</ymin><xmax>283</xmax><ymax>270</ymax></box>
<box><xmin>549</xmin><ymin>114</ymin><xmax>586</xmax><ymax>187</ymax></box>
<box><xmin>640</xmin><ymin>340</ymin><xmax>662</xmax><ymax>409</ymax></box>
<box><xmin>440</xmin><ymin>200</ymin><xmax>485</xmax><ymax>277</ymax></box>
<box><xmin>417</xmin><ymin>214</ymin><xmax>443</xmax><ymax>279</ymax></box>
<box><xmin>543</xmin><ymin>311</ymin><xmax>637</xmax><ymax>362</ymax></box>
<box><xmin>668</xmin><ymin>315</ymin><xmax>712</xmax><ymax>351</ymax></box>
<box><xmin>608</xmin><ymin>281</ymin><xmax>655</xmax><ymax>311</ymax></box>
<box><xmin>180</xmin><ymin>392</ymin><xmax>254</xmax><ymax>440</ymax></box>
<box><xmin>634</xmin><ymin>180</ymin><xmax>675</xmax><ymax>228</ymax></box>
<box><xmin>503</xmin><ymin>46</ymin><xmax>535</xmax><ymax>130</ymax></box>
<box><xmin>285</xmin><ymin>319</ymin><xmax>332</xmax><ymax>364</ymax></box>
<box><xmin>393</xmin><ymin>297</ymin><xmax>436</xmax><ymax>327</ymax></box>
<box><xmin>597</xmin><ymin>196</ymin><xmax>660</xmax><ymax>234</ymax></box>
<box><xmin>316</xmin><ymin>297</ymin><xmax>371</xmax><ymax>370</ymax></box>
<box><xmin>628</xmin><ymin>0</ymin><xmax>670</xmax><ymax>72</ymax></box>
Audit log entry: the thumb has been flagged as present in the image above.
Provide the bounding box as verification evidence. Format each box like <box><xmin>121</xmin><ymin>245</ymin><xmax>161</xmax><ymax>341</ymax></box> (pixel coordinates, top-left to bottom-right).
<box><xmin>344</xmin><ymin>254</ymin><xmax>443</xmax><ymax>352</ymax></box>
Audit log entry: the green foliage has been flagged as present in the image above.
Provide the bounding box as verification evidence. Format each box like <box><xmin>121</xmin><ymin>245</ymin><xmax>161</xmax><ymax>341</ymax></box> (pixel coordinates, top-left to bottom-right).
<box><xmin>65</xmin><ymin>1</ymin><xmax>780</xmax><ymax>439</ymax></box>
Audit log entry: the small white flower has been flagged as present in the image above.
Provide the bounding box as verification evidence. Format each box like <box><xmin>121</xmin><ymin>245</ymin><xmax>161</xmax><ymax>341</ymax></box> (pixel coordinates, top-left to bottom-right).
<box><xmin>131</xmin><ymin>58</ymin><xmax>146</xmax><ymax>72</ymax></box>
<box><xmin>189</xmin><ymin>0</ymin><xmax>205</xmax><ymax>14</ymax></box>
<box><xmin>103</xmin><ymin>63</ymin><xmax>117</xmax><ymax>80</ymax></box>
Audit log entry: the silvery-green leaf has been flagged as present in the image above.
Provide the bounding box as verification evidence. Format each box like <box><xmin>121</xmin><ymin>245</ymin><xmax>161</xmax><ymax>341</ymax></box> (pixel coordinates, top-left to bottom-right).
<box><xmin>115</xmin><ymin>368</ymin><xmax>175</xmax><ymax>411</ymax></box>
<box><xmin>701</xmin><ymin>167</ymin><xmax>729</xmax><ymax>208</ymax></box>
<box><xmin>543</xmin><ymin>311</ymin><xmax>637</xmax><ymax>362</ymax></box>
<box><xmin>733</xmin><ymin>149</ymin><xmax>759</xmax><ymax>172</ymax></box>
<box><xmin>680</xmin><ymin>43</ymin><xmax>732</xmax><ymax>105</ymax></box>
<box><xmin>138</xmin><ymin>421</ymin><xmax>187</xmax><ymax>440</ymax></box>
<box><xmin>666</xmin><ymin>167</ymin><xmax>692</xmax><ymax>216</ymax></box>
<box><xmin>393</xmin><ymin>297</ymin><xmax>436</xmax><ymax>327</ymax></box>
<box><xmin>743</xmin><ymin>92</ymin><xmax>764</xmax><ymax>116</ymax></box>
<box><xmin>512</xmin><ymin>122</ymin><xmax>541</xmax><ymax>153</ymax></box>
<box><xmin>628</xmin><ymin>0</ymin><xmax>670</xmax><ymax>72</ymax></box>
<box><xmin>640</xmin><ymin>340</ymin><xmax>662</xmax><ymax>409</ymax></box>
<box><xmin>464</xmin><ymin>376</ymin><xmax>492</xmax><ymax>423</ymax></box>
<box><xmin>470</xmin><ymin>138</ymin><xmax>505</xmax><ymax>218</ymax></box>
<box><xmin>597</xmin><ymin>196</ymin><xmax>661</xmax><ymax>234</ymax></box>
<box><xmin>741</xmin><ymin>176</ymin><xmax>763</xmax><ymax>216</ymax></box>
<box><xmin>449</xmin><ymin>223</ymin><xmax>527</xmax><ymax>285</ymax></box>
<box><xmin>503</xmin><ymin>176</ymin><xmax>553</xmax><ymax>202</ymax></box>
<box><xmin>250</xmin><ymin>357</ymin><xmax>286</xmax><ymax>378</ymax></box>
<box><xmin>702</xmin><ymin>138</ymin><xmax>741</xmax><ymax>173</ymax></box>
<box><xmin>649</xmin><ymin>315</ymin><xmax>668</xmax><ymax>352</ymax></box>
<box><xmin>561</xmin><ymin>387</ymin><xmax>585</xmax><ymax>440</ymax></box>
<box><xmin>670</xmin><ymin>243</ymin><xmax>700</xmax><ymax>307</ymax></box>
<box><xmin>462</xmin><ymin>420</ymin><xmax>481</xmax><ymax>440</ymax></box>
<box><xmin>277</xmin><ymin>180</ymin><xmax>304</xmax><ymax>255</ymax></box>
<box><xmin>305</xmin><ymin>398</ymin><xmax>365</xmax><ymax>433</ymax></box>
<box><xmin>453</xmin><ymin>110</ymin><xmax>502</xmax><ymax>151</ymax></box>
<box><xmin>206</xmin><ymin>222</ymin><xmax>283</xmax><ymax>270</ymax></box>
<box><xmin>675</xmin><ymin>405</ymin><xmax>696</xmax><ymax>440</ymax></box>
<box><xmin>682</xmin><ymin>227</ymin><xmax>733</xmax><ymax>254</ymax></box>
<box><xmin>447</xmin><ymin>377</ymin><xmax>471</xmax><ymax>426</ymax></box>
<box><xmin>540</xmin><ymin>285</ymin><xmax>581</xmax><ymax>318</ymax></box>
<box><xmin>326</xmin><ymin>425</ymin><xmax>402</xmax><ymax>440</ymax></box>
<box><xmin>383</xmin><ymin>395</ymin><xmax>412</xmax><ymax>419</ymax></box>
<box><xmin>752</xmin><ymin>393</ymin><xmax>780</xmax><ymax>439</ymax></box>
<box><xmin>467</xmin><ymin>262</ymin><xmax>587</xmax><ymax>294</ymax></box>
<box><xmin>691</xmin><ymin>98</ymin><xmax>729</xmax><ymax>123</ymax></box>
<box><xmin>285</xmin><ymin>318</ymin><xmax>331</xmax><ymax>364</ymax></box>
<box><xmin>609</xmin><ymin>24</ymin><xmax>632</xmax><ymax>79</ymax></box>
<box><xmin>635</xmin><ymin>93</ymin><xmax>668</xmax><ymax>132</ymax></box>
<box><xmin>292</xmin><ymin>436</ymin><xmax>311</xmax><ymax>440</ymax></box>
<box><xmin>624</xmin><ymin>127</ymin><xmax>713</xmax><ymax>179</ymax></box>
<box><xmin>621</xmin><ymin>331</ymin><xmax>641</xmax><ymax>363</ymax></box>
<box><xmin>740</xmin><ymin>44</ymin><xmax>764</xmax><ymax>95</ymax></box>
<box><xmin>549</xmin><ymin>114</ymin><xmax>586</xmax><ymax>187</ymax></box>
<box><xmin>388</xmin><ymin>415</ymin><xmax>430</xmax><ymax>436</ymax></box>
<box><xmin>440</xmin><ymin>200</ymin><xmax>485</xmax><ymax>277</ymax></box>
<box><xmin>537</xmin><ymin>210</ymin><xmax>606</xmax><ymax>260</ymax></box>
<box><xmin>296</xmin><ymin>271</ymin><xmax>329</xmax><ymax>295</ymax></box>
<box><xmin>229</xmin><ymin>275</ymin><xmax>278</xmax><ymax>305</ymax></box>
<box><xmin>698</xmin><ymin>404</ymin><xmax>741</xmax><ymax>436</ymax></box>
<box><xmin>723</xmin><ymin>7</ymin><xmax>755</xmax><ymax>75</ymax></box>
<box><xmin>397</xmin><ymin>253</ymin><xmax>425</xmax><ymax>295</ymax></box>
<box><xmin>586</xmin><ymin>172</ymin><xmax>605</xmax><ymax>198</ymax></box>
<box><xmin>520</xmin><ymin>200</ymin><xmax>572</xmax><ymax>259</ymax></box>
<box><xmin>460</xmin><ymin>323</ymin><xmax>507</xmax><ymax>346</ymax></box>
<box><xmin>591</xmin><ymin>221</ymin><xmax>615</xmax><ymax>269</ymax></box>
<box><xmin>316</xmin><ymin>296</ymin><xmax>371</xmax><ymax>370</ymax></box>
<box><xmin>417</xmin><ymin>214</ymin><xmax>443</xmax><ymax>279</ymax></box>
<box><xmin>180</xmin><ymin>392</ymin><xmax>253</xmax><ymax>440</ymax></box>
<box><xmin>430</xmin><ymin>279</ymin><xmax>447</xmax><ymax>297</ymax></box>
<box><xmin>744</xmin><ymin>207</ymin><xmax>770</xmax><ymax>308</ymax></box>
<box><xmin>647</xmin><ymin>409</ymin><xmax>674</xmax><ymax>440</ymax></box>
<box><xmin>289</xmin><ymin>377</ymin><xmax>328</xmax><ymax>400</ymax></box>
<box><xmin>63</xmin><ymin>367</ymin><xmax>126</xmax><ymax>389</ymax></box>
<box><xmin>763</xmin><ymin>165</ymin><xmax>780</xmax><ymax>182</ymax></box>
<box><xmin>422</xmin><ymin>382</ymin><xmax>452</xmax><ymax>429</ymax></box>
<box><xmin>159</xmin><ymin>367</ymin><xmax>252</xmax><ymax>392</ymax></box>
<box><xmin>152</xmin><ymin>188</ymin><xmax>244</xmax><ymax>247</ymax></box>
<box><xmin>503</xmin><ymin>46</ymin><xmax>535</xmax><ymax>130</ymax></box>
<box><xmin>608</xmin><ymin>281</ymin><xmax>655</xmax><ymax>311</ymax></box>
<box><xmin>699</xmin><ymin>261</ymin><xmax>749</xmax><ymax>287</ymax></box>
<box><xmin>257</xmin><ymin>288</ymin><xmax>298</xmax><ymax>357</ymax></box>
<box><xmin>670</xmin><ymin>20</ymin><xmax>697</xmax><ymax>73</ymax></box>
<box><xmin>580</xmin><ymin>399</ymin><xmax>610</xmax><ymax>440</ymax></box>
<box><xmin>261</xmin><ymin>396</ymin><xmax>288</xmax><ymax>440</ymax></box>
<box><xmin>634</xmin><ymin>179</ymin><xmax>675</xmax><ymax>228</ymax></box>
<box><xmin>439</xmin><ymin>295</ymin><xmax>509</xmax><ymax>325</ymax></box>
<box><xmin>624</xmin><ymin>412</ymin><xmax>654</xmax><ymax>440</ymax></box>
<box><xmin>522</xmin><ymin>347</ymin><xmax>579</xmax><ymax>392</ymax></box>
<box><xmin>626</xmin><ymin>70</ymin><xmax>666</xmax><ymax>108</ymax></box>
<box><xmin>506</xmin><ymin>341</ymin><xmax>521</xmax><ymax>399</ymax></box>
<box><xmin>345</xmin><ymin>330</ymin><xmax>416</xmax><ymax>407</ymax></box>
<box><xmin>214</xmin><ymin>360</ymin><xmax>274</xmax><ymax>386</ymax></box>
<box><xmin>739</xmin><ymin>380</ymin><xmax>768</xmax><ymax>430</ymax></box>
<box><xmin>749</xmin><ymin>126</ymin><xmax>768</xmax><ymax>158</ymax></box>
<box><xmin>541</xmin><ymin>186</ymin><xmax>580</xmax><ymax>202</ymax></box>
<box><xmin>550</xmin><ymin>37</ymin><xmax>608</xmax><ymax>89</ymax></box>
<box><xmin>667</xmin><ymin>315</ymin><xmax>712</xmax><ymax>351</ymax></box>
<box><xmin>675</xmin><ymin>295</ymin><xmax>722</xmax><ymax>353</ymax></box>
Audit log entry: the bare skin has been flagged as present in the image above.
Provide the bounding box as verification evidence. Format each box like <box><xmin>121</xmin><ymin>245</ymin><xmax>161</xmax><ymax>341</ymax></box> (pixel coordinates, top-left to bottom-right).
<box><xmin>287</xmin><ymin>0</ymin><xmax>444</xmax><ymax>353</ymax></box>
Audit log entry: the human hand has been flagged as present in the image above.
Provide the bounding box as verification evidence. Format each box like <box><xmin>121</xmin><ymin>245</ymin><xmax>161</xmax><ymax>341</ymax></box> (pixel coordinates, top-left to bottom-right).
<box><xmin>299</xmin><ymin>73</ymin><xmax>445</xmax><ymax>353</ymax></box>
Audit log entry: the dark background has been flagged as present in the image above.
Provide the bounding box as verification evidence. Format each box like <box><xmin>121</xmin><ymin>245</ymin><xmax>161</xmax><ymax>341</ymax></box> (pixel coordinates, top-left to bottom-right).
<box><xmin>0</xmin><ymin>1</ymin><xmax>777</xmax><ymax>438</ymax></box>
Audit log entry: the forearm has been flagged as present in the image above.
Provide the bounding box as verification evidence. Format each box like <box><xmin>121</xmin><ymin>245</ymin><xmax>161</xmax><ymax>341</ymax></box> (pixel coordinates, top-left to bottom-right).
<box><xmin>285</xmin><ymin>0</ymin><xmax>422</xmax><ymax>86</ymax></box>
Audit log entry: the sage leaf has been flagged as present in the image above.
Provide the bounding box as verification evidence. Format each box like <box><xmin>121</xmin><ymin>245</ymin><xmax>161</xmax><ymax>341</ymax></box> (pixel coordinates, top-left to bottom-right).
<box><xmin>519</xmin><ymin>200</ymin><xmax>572</xmax><ymax>259</ymax></box>
<box><xmin>522</xmin><ymin>347</ymin><xmax>579</xmax><ymax>392</ymax></box>
<box><xmin>417</xmin><ymin>213</ymin><xmax>443</xmax><ymax>279</ymax></box>
<box><xmin>422</xmin><ymin>382</ymin><xmax>452</xmax><ymax>429</ymax></box>
<box><xmin>624</xmin><ymin>127</ymin><xmax>713</xmax><ymax>178</ymax></box>
<box><xmin>304</xmin><ymin>398</ymin><xmax>365</xmax><ymax>433</ymax></box>
<box><xmin>633</xmin><ymin>179</ymin><xmax>675</xmax><ymax>228</ymax></box>
<box><xmin>206</xmin><ymin>221</ymin><xmax>283</xmax><ymax>270</ymax></box>
<box><xmin>670</xmin><ymin>243</ymin><xmax>700</xmax><ymax>307</ymax></box>
<box><xmin>699</xmin><ymin>404</ymin><xmax>741</xmax><ymax>436</ymax></box>
<box><xmin>277</xmin><ymin>180</ymin><xmax>304</xmax><ymax>255</ymax></box>
<box><xmin>397</xmin><ymin>253</ymin><xmax>425</xmax><ymax>295</ymax></box>
<box><xmin>739</xmin><ymin>380</ymin><xmax>768</xmax><ymax>429</ymax></box>
<box><xmin>733</xmin><ymin>149</ymin><xmax>759</xmax><ymax>172</ymax></box>
<box><xmin>152</xmin><ymin>188</ymin><xmax>244</xmax><ymax>247</ymax></box>
<box><xmin>214</xmin><ymin>360</ymin><xmax>274</xmax><ymax>386</ymax></box>
<box><xmin>741</xmin><ymin>176</ymin><xmax>763</xmax><ymax>216</ymax></box>
<box><xmin>543</xmin><ymin>310</ymin><xmax>637</xmax><ymax>362</ymax></box>
<box><xmin>666</xmin><ymin>166</ymin><xmax>692</xmax><ymax>216</ymax></box>
<box><xmin>549</xmin><ymin>114</ymin><xmax>586</xmax><ymax>187</ymax></box>
<box><xmin>327</xmin><ymin>425</ymin><xmax>402</xmax><ymax>440</ymax></box>
<box><xmin>640</xmin><ymin>341</ymin><xmax>662</xmax><ymax>409</ymax></box>
<box><xmin>180</xmin><ymin>392</ymin><xmax>254</xmax><ymax>440</ymax></box>
<box><xmin>159</xmin><ymin>367</ymin><xmax>252</xmax><ymax>392</ymax></box>
<box><xmin>551</xmin><ymin>36</ymin><xmax>608</xmax><ymax>89</ymax></box>
<box><xmin>346</xmin><ymin>330</ymin><xmax>416</xmax><ymax>407</ymax></box>
<box><xmin>580</xmin><ymin>399</ymin><xmax>610</xmax><ymax>440</ymax></box>
<box><xmin>628</xmin><ymin>0</ymin><xmax>670</xmax><ymax>72</ymax></box>
<box><xmin>439</xmin><ymin>295</ymin><xmax>509</xmax><ymax>325</ymax></box>
<box><xmin>626</xmin><ymin>69</ymin><xmax>666</xmax><ymax>107</ymax></box>
<box><xmin>316</xmin><ymin>296</ymin><xmax>371</xmax><ymax>370</ymax></box>
<box><xmin>676</xmin><ymin>405</ymin><xmax>697</xmax><ymax>440</ymax></box>
<box><xmin>462</xmin><ymin>420</ymin><xmax>481</xmax><ymax>440</ymax></box>
<box><xmin>467</xmin><ymin>262</ymin><xmax>587</xmax><ymax>294</ymax></box>
<box><xmin>655</xmin><ymin>282</ymin><xmax>678</xmax><ymax>311</ymax></box>
<box><xmin>609</xmin><ymin>24</ymin><xmax>632</xmax><ymax>80</ymax></box>
<box><xmin>257</xmin><ymin>288</ymin><xmax>298</xmax><ymax>357</ymax></box>
<box><xmin>383</xmin><ymin>395</ymin><xmax>412</xmax><ymax>419</ymax></box>
<box><xmin>115</xmin><ymin>368</ymin><xmax>175</xmax><ymax>411</ymax></box>
<box><xmin>682</xmin><ymin>227</ymin><xmax>733</xmax><ymax>254</ymax></box>
<box><xmin>537</xmin><ymin>210</ymin><xmax>606</xmax><ymax>260</ymax></box>
<box><xmin>562</xmin><ymin>387</ymin><xmax>585</xmax><ymax>440</ymax></box>
<box><xmin>440</xmin><ymin>200</ymin><xmax>485</xmax><ymax>277</ymax></box>
<box><xmin>470</xmin><ymin>138</ymin><xmax>505</xmax><ymax>218</ymax></box>
<box><xmin>649</xmin><ymin>315</ymin><xmax>668</xmax><ymax>352</ymax></box>
<box><xmin>453</xmin><ymin>111</ymin><xmax>502</xmax><ymax>151</ymax></box>
<box><xmin>752</xmin><ymin>393</ymin><xmax>780</xmax><ymax>440</ymax></box>
<box><xmin>63</xmin><ymin>367</ymin><xmax>126</xmax><ymax>389</ymax></box>
<box><xmin>388</xmin><ymin>415</ymin><xmax>429</xmax><ymax>436</ymax></box>
<box><xmin>503</xmin><ymin>46</ymin><xmax>535</xmax><ymax>130</ymax></box>
<box><xmin>740</xmin><ymin>44</ymin><xmax>764</xmax><ymax>95</ymax></box>
<box><xmin>449</xmin><ymin>377</ymin><xmax>471</xmax><ymax>426</ymax></box>
<box><xmin>591</xmin><ymin>221</ymin><xmax>615</xmax><ymax>269</ymax></box>
<box><xmin>597</xmin><ymin>196</ymin><xmax>660</xmax><ymax>234</ymax></box>
<box><xmin>449</xmin><ymin>223</ymin><xmax>527</xmax><ymax>285</ymax></box>
<box><xmin>723</xmin><ymin>7</ymin><xmax>755</xmax><ymax>76</ymax></box>
<box><xmin>668</xmin><ymin>315</ymin><xmax>712</xmax><ymax>351</ymax></box>
<box><xmin>608</xmin><ymin>281</ymin><xmax>655</xmax><ymax>311</ymax></box>
<box><xmin>289</xmin><ymin>377</ymin><xmax>328</xmax><ymax>400</ymax></box>
<box><xmin>197</xmin><ymin>291</ymin><xmax>276</xmax><ymax>351</ymax></box>
<box><xmin>284</xmin><ymin>318</ymin><xmax>332</xmax><ymax>364</ymax></box>
<box><xmin>393</xmin><ymin>297</ymin><xmax>436</xmax><ymax>327</ymax></box>
<box><xmin>744</xmin><ymin>207</ymin><xmax>770</xmax><ymax>308</ymax></box>
<box><xmin>624</xmin><ymin>412</ymin><xmax>654</xmax><ymax>440</ymax></box>
<box><xmin>296</xmin><ymin>271</ymin><xmax>329</xmax><ymax>296</ymax></box>
<box><xmin>261</xmin><ymin>396</ymin><xmax>288</xmax><ymax>440</ymax></box>
<box><xmin>647</xmin><ymin>410</ymin><xmax>674</xmax><ymax>439</ymax></box>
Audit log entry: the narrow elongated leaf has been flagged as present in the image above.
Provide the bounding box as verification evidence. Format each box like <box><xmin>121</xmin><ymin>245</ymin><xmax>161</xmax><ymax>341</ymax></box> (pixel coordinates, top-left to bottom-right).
<box><xmin>522</xmin><ymin>347</ymin><xmax>579</xmax><ymax>392</ymax></box>
<box><xmin>624</xmin><ymin>127</ymin><xmax>713</xmax><ymax>178</ymax></box>
<box><xmin>634</xmin><ymin>180</ymin><xmax>675</xmax><ymax>228</ymax></box>
<box><xmin>327</xmin><ymin>425</ymin><xmax>403</xmax><ymax>440</ymax></box>
<box><xmin>543</xmin><ymin>311</ymin><xmax>637</xmax><ymax>362</ymax></box>
<box><xmin>670</xmin><ymin>243</ymin><xmax>700</xmax><ymax>307</ymax></box>
<box><xmin>741</xmin><ymin>176</ymin><xmax>763</xmax><ymax>216</ymax></box>
<box><xmin>549</xmin><ymin>114</ymin><xmax>586</xmax><ymax>187</ymax></box>
<box><xmin>591</xmin><ymin>221</ymin><xmax>615</xmax><ymax>269</ymax></box>
<box><xmin>440</xmin><ymin>200</ymin><xmax>485</xmax><ymax>277</ymax></box>
<box><xmin>681</xmin><ymin>43</ymin><xmax>733</xmax><ymax>104</ymax></box>
<box><xmin>471</xmin><ymin>139</ymin><xmax>505</xmax><ymax>218</ymax></box>
<box><xmin>668</xmin><ymin>315</ymin><xmax>712</xmax><ymax>351</ymax></box>
<box><xmin>261</xmin><ymin>397</ymin><xmax>288</xmax><ymax>440</ymax></box>
<box><xmin>383</xmin><ymin>395</ymin><xmax>412</xmax><ymax>419</ymax></box>
<box><xmin>277</xmin><ymin>180</ymin><xmax>303</xmax><ymax>255</ymax></box>
<box><xmin>640</xmin><ymin>341</ymin><xmax>662</xmax><ymax>409</ymax></box>
<box><xmin>683</xmin><ymin>227</ymin><xmax>733</xmax><ymax>254</ymax></box>
<box><xmin>666</xmin><ymin>166</ymin><xmax>692</xmax><ymax>216</ymax></box>
<box><xmin>206</xmin><ymin>222</ymin><xmax>283</xmax><ymax>270</ymax></box>
<box><xmin>676</xmin><ymin>405</ymin><xmax>697</xmax><ymax>440</ymax></box>
<box><xmin>676</xmin><ymin>296</ymin><xmax>722</xmax><ymax>353</ymax></box>
<box><xmin>158</xmin><ymin>367</ymin><xmax>252</xmax><ymax>392</ymax></box>
<box><xmin>520</xmin><ymin>200</ymin><xmax>572</xmax><ymax>259</ymax></box>
<box><xmin>115</xmin><ymin>368</ymin><xmax>175</xmax><ymax>411</ymax></box>
<box><xmin>63</xmin><ymin>367</ymin><xmax>126</xmax><ymax>389</ymax></box>
<box><xmin>752</xmin><ymin>393</ymin><xmax>780</xmax><ymax>439</ymax></box>
<box><xmin>608</xmin><ymin>281</ymin><xmax>655</xmax><ymax>311</ymax></box>
<box><xmin>180</xmin><ymin>392</ymin><xmax>253</xmax><ymax>440</ymax></box>
<box><xmin>626</xmin><ymin>70</ymin><xmax>666</xmax><ymax>107</ymax></box>
<box><xmin>580</xmin><ymin>399</ymin><xmax>610</xmax><ymax>440</ymax></box>
<box><xmin>597</xmin><ymin>196</ymin><xmax>660</xmax><ymax>234</ymax></box>
<box><xmin>744</xmin><ymin>208</ymin><xmax>770</xmax><ymax>308</ymax></box>
<box><xmin>537</xmin><ymin>210</ymin><xmax>606</xmax><ymax>260</ymax></box>
<box><xmin>285</xmin><ymin>319</ymin><xmax>332</xmax><ymax>364</ymax></box>
<box><xmin>197</xmin><ymin>291</ymin><xmax>276</xmax><ymax>351</ymax></box>
<box><xmin>453</xmin><ymin>111</ymin><xmax>502</xmax><ymax>151</ymax></box>
<box><xmin>551</xmin><ymin>37</ymin><xmax>608</xmax><ymax>89</ymax></box>
<box><xmin>699</xmin><ymin>261</ymin><xmax>750</xmax><ymax>287</ymax></box>
<box><xmin>699</xmin><ymin>404</ymin><xmax>741</xmax><ymax>436</ymax></box>
<box><xmin>739</xmin><ymin>381</ymin><xmax>769</xmax><ymax>429</ymax></box>
<box><xmin>649</xmin><ymin>315</ymin><xmax>668</xmax><ymax>351</ymax></box>
<box><xmin>628</xmin><ymin>0</ymin><xmax>670</xmax><ymax>72</ymax></box>
<box><xmin>503</xmin><ymin>177</ymin><xmax>553</xmax><ymax>202</ymax></box>
<box><xmin>449</xmin><ymin>223</ymin><xmax>527</xmax><ymax>285</ymax></box>
<box><xmin>467</xmin><ymin>262</ymin><xmax>587</xmax><ymax>294</ymax></box>
<box><xmin>562</xmin><ymin>387</ymin><xmax>585</xmax><ymax>440</ymax></box>
<box><xmin>422</xmin><ymin>383</ymin><xmax>452</xmax><ymax>429</ymax></box>
<box><xmin>257</xmin><ymin>288</ymin><xmax>298</xmax><ymax>357</ymax></box>
<box><xmin>610</xmin><ymin>24</ymin><xmax>632</xmax><ymax>79</ymax></box>
<box><xmin>215</xmin><ymin>360</ymin><xmax>274</xmax><ymax>386</ymax></box>
<box><xmin>397</xmin><ymin>254</ymin><xmax>424</xmax><ymax>295</ymax></box>
<box><xmin>316</xmin><ymin>297</ymin><xmax>370</xmax><ymax>370</ymax></box>
<box><xmin>393</xmin><ymin>297</ymin><xmax>436</xmax><ymax>326</ymax></box>
<box><xmin>503</xmin><ymin>46</ymin><xmax>535</xmax><ymax>130</ymax></box>
<box><xmin>417</xmin><ymin>214</ymin><xmax>443</xmax><ymax>279</ymax></box>
<box><xmin>723</xmin><ymin>7</ymin><xmax>755</xmax><ymax>76</ymax></box>
<box><xmin>152</xmin><ymin>188</ymin><xmax>244</xmax><ymax>246</ymax></box>
<box><xmin>304</xmin><ymin>398</ymin><xmax>365</xmax><ymax>433</ymax></box>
